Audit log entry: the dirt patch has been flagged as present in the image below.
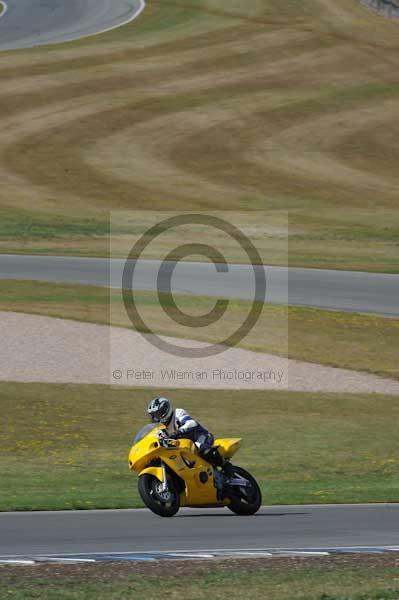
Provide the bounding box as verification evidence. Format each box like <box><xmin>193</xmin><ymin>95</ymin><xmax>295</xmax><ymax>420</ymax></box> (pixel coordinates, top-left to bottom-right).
<box><xmin>1</xmin><ymin>553</ymin><xmax>399</xmax><ymax>584</ymax></box>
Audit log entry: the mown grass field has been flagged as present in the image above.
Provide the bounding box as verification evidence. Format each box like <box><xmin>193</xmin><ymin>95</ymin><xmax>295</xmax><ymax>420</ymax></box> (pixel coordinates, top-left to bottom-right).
<box><xmin>0</xmin><ymin>280</ymin><xmax>398</xmax><ymax>378</ymax></box>
<box><xmin>2</xmin><ymin>555</ymin><xmax>399</xmax><ymax>600</ymax></box>
<box><xmin>0</xmin><ymin>0</ymin><xmax>398</xmax><ymax>270</ymax></box>
<box><xmin>1</xmin><ymin>382</ymin><xmax>398</xmax><ymax>511</ymax></box>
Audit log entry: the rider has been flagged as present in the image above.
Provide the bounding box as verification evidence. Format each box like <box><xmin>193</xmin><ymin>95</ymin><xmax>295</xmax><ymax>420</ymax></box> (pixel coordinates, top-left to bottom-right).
<box><xmin>147</xmin><ymin>396</ymin><xmax>232</xmax><ymax>474</ymax></box>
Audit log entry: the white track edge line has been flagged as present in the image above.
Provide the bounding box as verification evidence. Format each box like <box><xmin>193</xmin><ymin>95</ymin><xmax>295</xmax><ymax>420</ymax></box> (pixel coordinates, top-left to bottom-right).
<box><xmin>63</xmin><ymin>0</ymin><xmax>147</xmax><ymax>44</ymax></box>
<box><xmin>0</xmin><ymin>0</ymin><xmax>145</xmax><ymax>50</ymax></box>
<box><xmin>2</xmin><ymin>545</ymin><xmax>399</xmax><ymax>560</ymax></box>
<box><xmin>0</xmin><ymin>559</ymin><xmax>35</xmax><ymax>565</ymax></box>
<box><xmin>0</xmin><ymin>1</ymin><xmax>8</xmax><ymax>20</ymax></box>
<box><xmin>37</xmin><ymin>0</ymin><xmax>146</xmax><ymax>47</ymax></box>
<box><xmin>39</xmin><ymin>557</ymin><xmax>96</xmax><ymax>563</ymax></box>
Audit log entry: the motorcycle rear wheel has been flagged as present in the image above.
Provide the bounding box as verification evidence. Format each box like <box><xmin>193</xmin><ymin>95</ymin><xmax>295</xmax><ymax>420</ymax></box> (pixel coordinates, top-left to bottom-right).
<box><xmin>138</xmin><ymin>474</ymin><xmax>180</xmax><ymax>517</ymax></box>
<box><xmin>226</xmin><ymin>466</ymin><xmax>262</xmax><ymax>516</ymax></box>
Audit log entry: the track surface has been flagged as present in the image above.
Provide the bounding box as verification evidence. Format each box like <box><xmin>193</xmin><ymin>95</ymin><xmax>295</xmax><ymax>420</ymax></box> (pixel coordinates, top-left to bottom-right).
<box><xmin>0</xmin><ymin>505</ymin><xmax>398</xmax><ymax>557</ymax></box>
<box><xmin>1</xmin><ymin>254</ymin><xmax>398</xmax><ymax>316</ymax></box>
<box><xmin>0</xmin><ymin>0</ymin><xmax>144</xmax><ymax>51</ymax></box>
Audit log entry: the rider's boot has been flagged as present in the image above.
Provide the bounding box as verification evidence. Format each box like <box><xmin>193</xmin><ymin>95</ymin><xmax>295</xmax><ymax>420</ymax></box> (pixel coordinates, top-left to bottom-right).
<box><xmin>202</xmin><ymin>448</ymin><xmax>235</xmax><ymax>499</ymax></box>
<box><xmin>208</xmin><ymin>447</ymin><xmax>235</xmax><ymax>477</ymax></box>
<box><xmin>203</xmin><ymin>447</ymin><xmax>226</xmax><ymax>469</ymax></box>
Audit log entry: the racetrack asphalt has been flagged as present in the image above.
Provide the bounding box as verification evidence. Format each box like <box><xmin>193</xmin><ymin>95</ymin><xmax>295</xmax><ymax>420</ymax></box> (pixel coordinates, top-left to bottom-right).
<box><xmin>0</xmin><ymin>504</ymin><xmax>398</xmax><ymax>557</ymax></box>
<box><xmin>0</xmin><ymin>0</ymin><xmax>145</xmax><ymax>51</ymax></box>
<box><xmin>0</xmin><ymin>254</ymin><xmax>398</xmax><ymax>316</ymax></box>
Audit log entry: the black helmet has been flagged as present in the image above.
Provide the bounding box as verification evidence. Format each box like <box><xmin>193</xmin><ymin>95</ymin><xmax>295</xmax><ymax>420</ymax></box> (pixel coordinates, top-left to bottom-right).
<box><xmin>147</xmin><ymin>397</ymin><xmax>173</xmax><ymax>425</ymax></box>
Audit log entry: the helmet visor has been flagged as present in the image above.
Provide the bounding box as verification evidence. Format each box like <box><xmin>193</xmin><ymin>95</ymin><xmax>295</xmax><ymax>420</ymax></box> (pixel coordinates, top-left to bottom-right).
<box><xmin>149</xmin><ymin>408</ymin><xmax>163</xmax><ymax>423</ymax></box>
<box><xmin>148</xmin><ymin>401</ymin><xmax>171</xmax><ymax>423</ymax></box>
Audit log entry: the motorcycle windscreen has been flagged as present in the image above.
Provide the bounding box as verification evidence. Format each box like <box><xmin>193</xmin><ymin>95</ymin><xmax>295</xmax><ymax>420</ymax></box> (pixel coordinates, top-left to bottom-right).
<box><xmin>132</xmin><ymin>424</ymin><xmax>160</xmax><ymax>444</ymax></box>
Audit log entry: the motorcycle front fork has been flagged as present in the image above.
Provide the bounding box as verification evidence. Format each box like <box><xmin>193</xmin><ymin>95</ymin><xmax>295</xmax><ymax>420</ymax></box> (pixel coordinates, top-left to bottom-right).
<box><xmin>160</xmin><ymin>462</ymin><xmax>169</xmax><ymax>493</ymax></box>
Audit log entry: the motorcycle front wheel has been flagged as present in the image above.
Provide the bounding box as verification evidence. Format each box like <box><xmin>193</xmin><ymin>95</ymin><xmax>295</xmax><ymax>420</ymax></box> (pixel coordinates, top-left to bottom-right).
<box><xmin>226</xmin><ymin>466</ymin><xmax>262</xmax><ymax>516</ymax></box>
<box><xmin>138</xmin><ymin>474</ymin><xmax>180</xmax><ymax>517</ymax></box>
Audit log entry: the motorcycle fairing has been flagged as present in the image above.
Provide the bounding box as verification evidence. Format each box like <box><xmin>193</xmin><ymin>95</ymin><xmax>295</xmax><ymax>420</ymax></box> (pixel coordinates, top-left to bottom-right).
<box><xmin>214</xmin><ymin>438</ymin><xmax>242</xmax><ymax>459</ymax></box>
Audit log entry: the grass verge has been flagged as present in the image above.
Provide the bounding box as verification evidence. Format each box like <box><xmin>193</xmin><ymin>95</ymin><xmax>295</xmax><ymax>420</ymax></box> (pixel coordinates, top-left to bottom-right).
<box><xmin>0</xmin><ymin>280</ymin><xmax>398</xmax><ymax>378</ymax></box>
<box><xmin>0</xmin><ymin>1</ymin><xmax>399</xmax><ymax>270</ymax></box>
<box><xmin>1</xmin><ymin>382</ymin><xmax>398</xmax><ymax>510</ymax></box>
<box><xmin>1</xmin><ymin>555</ymin><xmax>399</xmax><ymax>600</ymax></box>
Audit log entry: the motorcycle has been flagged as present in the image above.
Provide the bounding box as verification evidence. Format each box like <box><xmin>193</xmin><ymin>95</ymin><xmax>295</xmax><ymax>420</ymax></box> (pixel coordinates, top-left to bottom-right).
<box><xmin>128</xmin><ymin>423</ymin><xmax>262</xmax><ymax>517</ymax></box>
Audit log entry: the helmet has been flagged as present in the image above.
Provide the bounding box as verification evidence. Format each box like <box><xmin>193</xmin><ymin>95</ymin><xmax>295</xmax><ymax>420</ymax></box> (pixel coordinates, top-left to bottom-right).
<box><xmin>147</xmin><ymin>397</ymin><xmax>173</xmax><ymax>425</ymax></box>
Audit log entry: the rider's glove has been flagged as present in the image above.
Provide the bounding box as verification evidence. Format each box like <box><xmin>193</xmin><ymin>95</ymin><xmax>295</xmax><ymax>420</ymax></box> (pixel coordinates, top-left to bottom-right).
<box><xmin>168</xmin><ymin>431</ymin><xmax>181</xmax><ymax>440</ymax></box>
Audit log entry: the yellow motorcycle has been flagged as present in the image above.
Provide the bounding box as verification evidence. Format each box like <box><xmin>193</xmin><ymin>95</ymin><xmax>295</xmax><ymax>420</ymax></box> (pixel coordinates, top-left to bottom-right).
<box><xmin>128</xmin><ymin>424</ymin><xmax>262</xmax><ymax>517</ymax></box>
